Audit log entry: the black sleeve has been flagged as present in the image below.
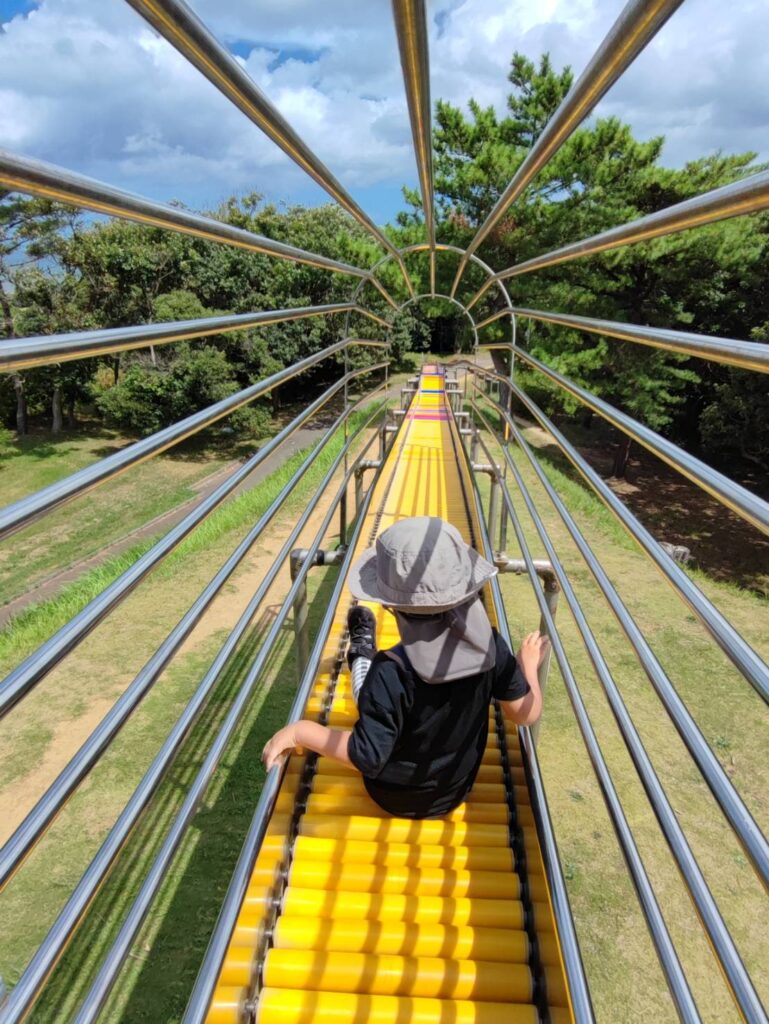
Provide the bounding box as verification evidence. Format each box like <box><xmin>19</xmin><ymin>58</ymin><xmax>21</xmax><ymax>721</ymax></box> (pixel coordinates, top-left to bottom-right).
<box><xmin>491</xmin><ymin>630</ymin><xmax>531</xmax><ymax>702</ymax></box>
<box><xmin>347</xmin><ymin>658</ymin><xmax>406</xmax><ymax>778</ymax></box>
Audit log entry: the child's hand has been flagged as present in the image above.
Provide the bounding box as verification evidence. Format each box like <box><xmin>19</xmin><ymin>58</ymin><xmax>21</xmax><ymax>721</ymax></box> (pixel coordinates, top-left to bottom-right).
<box><xmin>518</xmin><ymin>630</ymin><xmax>550</xmax><ymax>679</ymax></box>
<box><xmin>262</xmin><ymin>724</ymin><xmax>298</xmax><ymax>771</ymax></box>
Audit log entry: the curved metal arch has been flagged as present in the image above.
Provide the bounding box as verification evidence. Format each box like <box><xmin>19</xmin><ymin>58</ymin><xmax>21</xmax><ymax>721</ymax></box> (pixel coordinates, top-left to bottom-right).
<box><xmin>344</xmin><ymin>242</ymin><xmax>517</xmax><ymax>356</ymax></box>
<box><xmin>398</xmin><ymin>290</ymin><xmax>480</xmax><ymax>352</ymax></box>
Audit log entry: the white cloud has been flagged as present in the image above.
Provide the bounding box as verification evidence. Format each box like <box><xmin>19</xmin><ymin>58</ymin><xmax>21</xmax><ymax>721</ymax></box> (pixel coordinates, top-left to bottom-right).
<box><xmin>0</xmin><ymin>0</ymin><xmax>767</xmax><ymax>221</ymax></box>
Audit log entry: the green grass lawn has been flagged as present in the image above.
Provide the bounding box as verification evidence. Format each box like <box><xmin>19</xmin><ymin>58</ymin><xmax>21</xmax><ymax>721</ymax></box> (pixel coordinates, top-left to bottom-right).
<box><xmin>0</xmin><ymin>405</ymin><xmax>381</xmax><ymax>1020</ymax></box>
<box><xmin>0</xmin><ymin>426</ymin><xmax>242</xmax><ymax>608</ymax></box>
<box><xmin>0</xmin><ymin>389</ymin><xmax>766</xmax><ymax>1023</ymax></box>
<box><xmin>473</xmin><ymin>402</ymin><xmax>769</xmax><ymax>1024</ymax></box>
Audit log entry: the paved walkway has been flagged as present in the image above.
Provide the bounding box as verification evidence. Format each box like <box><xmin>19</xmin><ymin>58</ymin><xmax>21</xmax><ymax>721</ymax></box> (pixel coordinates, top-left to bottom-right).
<box><xmin>0</xmin><ymin>425</ymin><xmax>327</xmax><ymax>629</ymax></box>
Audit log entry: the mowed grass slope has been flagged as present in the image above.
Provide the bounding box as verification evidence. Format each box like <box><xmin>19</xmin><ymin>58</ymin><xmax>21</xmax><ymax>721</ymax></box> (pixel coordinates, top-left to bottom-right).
<box><xmin>1</xmin><ymin>395</ymin><xmax>767</xmax><ymax>1023</ymax></box>
<box><xmin>0</xmin><ymin>427</ymin><xmax>240</xmax><ymax>608</ymax></box>
<box><xmin>475</xmin><ymin>408</ymin><xmax>769</xmax><ymax>1024</ymax></box>
<box><xmin>0</xmin><ymin>405</ymin><xmax>381</xmax><ymax>1015</ymax></box>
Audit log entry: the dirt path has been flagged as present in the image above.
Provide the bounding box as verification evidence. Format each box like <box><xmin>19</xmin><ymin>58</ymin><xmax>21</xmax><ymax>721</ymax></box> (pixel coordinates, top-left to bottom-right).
<box><xmin>0</xmin><ymin>470</ymin><xmax>343</xmax><ymax>842</ymax></box>
<box><xmin>0</xmin><ymin>425</ymin><xmax>327</xmax><ymax>629</ymax></box>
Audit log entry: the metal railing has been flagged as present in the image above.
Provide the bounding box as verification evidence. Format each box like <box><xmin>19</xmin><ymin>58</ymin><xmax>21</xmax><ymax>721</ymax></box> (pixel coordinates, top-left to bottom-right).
<box><xmin>0</xmin><ymin>337</ymin><xmax>385</xmax><ymax>540</ymax></box>
<box><xmin>0</xmin><ymin>304</ymin><xmax>388</xmax><ymax>372</ymax></box>
<box><xmin>392</xmin><ymin>0</ymin><xmax>435</xmax><ymax>294</ymax></box>
<box><xmin>123</xmin><ymin>0</ymin><xmax>414</xmax><ymax>300</ymax></box>
<box><xmin>2</xmin><ymin>0</ymin><xmax>768</xmax><ymax>1020</ymax></box>
<box><xmin>467</xmin><ymin>394</ymin><xmax>766</xmax><ymax>1022</ymax></box>
<box><xmin>452</xmin><ymin>400</ymin><xmax>595</xmax><ymax>1023</ymax></box>
<box><xmin>0</xmin><ymin>383</ymin><xmax>390</xmax><ymax>1023</ymax></box>
<box><xmin>0</xmin><ymin>359</ymin><xmax>386</xmax><ymax>721</ymax></box>
<box><xmin>506</xmin><ymin>307</ymin><xmax>769</xmax><ymax>373</ymax></box>
<box><xmin>466</xmin><ymin>168</ymin><xmax>769</xmax><ymax>308</ymax></box>
<box><xmin>0</xmin><ymin>149</ymin><xmax>393</xmax><ymax>295</ymax></box>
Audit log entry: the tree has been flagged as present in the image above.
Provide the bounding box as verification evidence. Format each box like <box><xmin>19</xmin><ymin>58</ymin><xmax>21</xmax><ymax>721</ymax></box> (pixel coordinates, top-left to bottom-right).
<box><xmin>415</xmin><ymin>53</ymin><xmax>766</xmax><ymax>477</ymax></box>
<box><xmin>0</xmin><ymin>191</ymin><xmax>77</xmax><ymax>433</ymax></box>
<box><xmin>388</xmin><ymin>309</ymin><xmax>431</xmax><ymax>369</ymax></box>
<box><xmin>698</xmin><ymin>321</ymin><xmax>769</xmax><ymax>472</ymax></box>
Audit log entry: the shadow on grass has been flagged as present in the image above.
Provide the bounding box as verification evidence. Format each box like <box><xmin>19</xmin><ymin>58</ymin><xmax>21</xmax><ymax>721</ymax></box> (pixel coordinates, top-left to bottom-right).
<box><xmin>29</xmin><ymin>567</ymin><xmax>339</xmax><ymax>1024</ymax></box>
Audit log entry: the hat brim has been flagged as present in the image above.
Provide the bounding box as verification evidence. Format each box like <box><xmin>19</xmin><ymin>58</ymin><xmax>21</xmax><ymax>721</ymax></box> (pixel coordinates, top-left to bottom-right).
<box><xmin>348</xmin><ymin>543</ymin><xmax>497</xmax><ymax>613</ymax></box>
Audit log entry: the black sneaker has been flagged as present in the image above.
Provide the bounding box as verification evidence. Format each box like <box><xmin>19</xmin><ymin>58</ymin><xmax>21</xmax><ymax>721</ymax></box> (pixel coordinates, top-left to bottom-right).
<box><xmin>346</xmin><ymin>605</ymin><xmax>377</xmax><ymax>668</ymax></box>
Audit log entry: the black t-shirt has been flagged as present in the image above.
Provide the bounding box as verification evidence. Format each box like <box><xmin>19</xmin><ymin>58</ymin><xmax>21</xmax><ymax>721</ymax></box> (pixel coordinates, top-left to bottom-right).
<box><xmin>347</xmin><ymin>629</ymin><xmax>530</xmax><ymax>818</ymax></box>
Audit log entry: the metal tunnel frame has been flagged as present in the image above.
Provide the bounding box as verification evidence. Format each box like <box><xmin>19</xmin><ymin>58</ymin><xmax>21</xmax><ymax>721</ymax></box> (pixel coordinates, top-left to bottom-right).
<box><xmin>1</xmin><ymin>1</ymin><xmax>768</xmax><ymax>1023</ymax></box>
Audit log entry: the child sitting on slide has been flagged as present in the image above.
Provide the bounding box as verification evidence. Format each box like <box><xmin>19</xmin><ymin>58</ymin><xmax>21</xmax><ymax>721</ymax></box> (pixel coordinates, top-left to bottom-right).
<box><xmin>262</xmin><ymin>516</ymin><xmax>548</xmax><ymax>819</ymax></box>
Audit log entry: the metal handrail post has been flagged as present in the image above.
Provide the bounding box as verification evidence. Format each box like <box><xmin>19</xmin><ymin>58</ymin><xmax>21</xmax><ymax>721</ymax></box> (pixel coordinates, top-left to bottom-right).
<box><xmin>354</xmin><ymin>459</ymin><xmax>381</xmax><ymax>517</ymax></box>
<box><xmin>290</xmin><ymin>548</ymin><xmax>347</xmax><ymax>676</ymax></box>
<box><xmin>181</xmin><ymin>445</ymin><xmax>387</xmax><ymax>1024</ymax></box>
<box><xmin>494</xmin><ymin>555</ymin><xmax>560</xmax><ymax>741</ymax></box>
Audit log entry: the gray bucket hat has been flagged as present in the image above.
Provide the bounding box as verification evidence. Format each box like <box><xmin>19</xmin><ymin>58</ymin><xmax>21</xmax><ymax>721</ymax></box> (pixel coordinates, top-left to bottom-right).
<box><xmin>348</xmin><ymin>517</ymin><xmax>498</xmax><ymax>682</ymax></box>
<box><xmin>348</xmin><ymin>516</ymin><xmax>497</xmax><ymax>613</ymax></box>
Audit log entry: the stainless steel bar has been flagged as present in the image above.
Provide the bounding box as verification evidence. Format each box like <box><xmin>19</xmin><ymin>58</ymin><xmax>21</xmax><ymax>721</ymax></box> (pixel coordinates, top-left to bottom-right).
<box><xmin>468</xmin><ymin>168</ymin><xmax>769</xmax><ymax>309</ymax></box>
<box><xmin>495</xmin><ymin>408</ymin><xmax>769</xmax><ymax>890</ymax></box>
<box><xmin>0</xmin><ymin>148</ymin><xmax>387</xmax><ymax>287</ymax></box>
<box><xmin>123</xmin><ymin>0</ymin><xmax>412</xmax><ymax>300</ymax></box>
<box><xmin>0</xmin><ymin>388</ymin><xmax>387</xmax><ymax>1024</ymax></box>
<box><xmin>392</xmin><ymin>0</ymin><xmax>435</xmax><ymax>295</ymax></box>
<box><xmin>182</xmin><ymin>419</ymin><xmax>394</xmax><ymax>1024</ymax></box>
<box><xmin>0</xmin><ymin>306</ymin><xmax>388</xmax><ymax>372</ymax></box>
<box><xmin>0</xmin><ymin>337</ymin><xmax>386</xmax><ymax>541</ymax></box>
<box><xmin>449</xmin><ymin>404</ymin><xmax>595</xmax><ymax>1023</ymax></box>
<box><xmin>400</xmin><ymin>292</ymin><xmax>480</xmax><ymax>351</ymax></box>
<box><xmin>510</xmin><ymin>343</ymin><xmax>769</xmax><ymax>535</ymax></box>
<box><xmin>461</xmin><ymin>361</ymin><xmax>769</xmax><ymax>705</ymax></box>
<box><xmin>472</xmin><ymin>400</ymin><xmax>766</xmax><ymax>1022</ymax></box>
<box><xmin>354</xmin><ymin>459</ymin><xmax>381</xmax><ymax>516</ymax></box>
<box><xmin>507</xmin><ymin>308</ymin><xmax>769</xmax><ymax>373</ymax></box>
<box><xmin>0</xmin><ymin>362</ymin><xmax>386</xmax><ymax>718</ymax></box>
<box><xmin>71</xmin><ymin>444</ymin><xmax>382</xmax><ymax>1024</ymax></box>
<box><xmin>473</xmin><ymin>410</ymin><xmax>696</xmax><ymax>1017</ymax></box>
<box><xmin>450</xmin><ymin>0</ymin><xmax>684</xmax><ymax>298</ymax></box>
<box><xmin>0</xmin><ymin>390</ymin><xmax>386</xmax><ymax>890</ymax></box>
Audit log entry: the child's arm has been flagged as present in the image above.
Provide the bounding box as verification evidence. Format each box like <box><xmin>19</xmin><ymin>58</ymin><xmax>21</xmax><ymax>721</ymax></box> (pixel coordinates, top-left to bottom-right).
<box><xmin>499</xmin><ymin>631</ymin><xmax>548</xmax><ymax>727</ymax></box>
<box><xmin>262</xmin><ymin>720</ymin><xmax>356</xmax><ymax>771</ymax></box>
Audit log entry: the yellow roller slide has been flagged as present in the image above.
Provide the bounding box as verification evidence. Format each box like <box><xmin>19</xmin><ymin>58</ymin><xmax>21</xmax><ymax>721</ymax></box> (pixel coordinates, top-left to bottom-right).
<box><xmin>206</xmin><ymin>367</ymin><xmax>575</xmax><ymax>1024</ymax></box>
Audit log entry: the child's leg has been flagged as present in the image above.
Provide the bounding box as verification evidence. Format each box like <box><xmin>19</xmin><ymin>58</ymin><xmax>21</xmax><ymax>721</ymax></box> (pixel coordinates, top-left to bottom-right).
<box><xmin>350</xmin><ymin>655</ymin><xmax>372</xmax><ymax>705</ymax></box>
<box><xmin>346</xmin><ymin>606</ymin><xmax>377</xmax><ymax>706</ymax></box>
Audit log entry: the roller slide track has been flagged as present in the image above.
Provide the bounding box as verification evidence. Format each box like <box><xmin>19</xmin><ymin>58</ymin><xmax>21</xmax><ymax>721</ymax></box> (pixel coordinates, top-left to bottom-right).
<box><xmin>205</xmin><ymin>367</ymin><xmax>574</xmax><ymax>1024</ymax></box>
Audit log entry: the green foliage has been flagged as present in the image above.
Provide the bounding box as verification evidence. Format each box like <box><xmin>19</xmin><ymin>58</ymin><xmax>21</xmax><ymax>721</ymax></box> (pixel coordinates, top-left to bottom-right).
<box><xmin>698</xmin><ymin>321</ymin><xmax>769</xmax><ymax>469</ymax></box>
<box><xmin>95</xmin><ymin>344</ymin><xmax>254</xmax><ymax>436</ymax></box>
<box><xmin>388</xmin><ymin>309</ymin><xmax>430</xmax><ymax>369</ymax></box>
<box><xmin>408</xmin><ymin>51</ymin><xmax>768</xmax><ymax>458</ymax></box>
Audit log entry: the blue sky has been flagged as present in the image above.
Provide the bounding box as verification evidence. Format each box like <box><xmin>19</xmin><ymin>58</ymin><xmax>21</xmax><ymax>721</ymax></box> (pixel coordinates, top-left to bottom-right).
<box><xmin>2</xmin><ymin>0</ymin><xmax>768</xmax><ymax>226</ymax></box>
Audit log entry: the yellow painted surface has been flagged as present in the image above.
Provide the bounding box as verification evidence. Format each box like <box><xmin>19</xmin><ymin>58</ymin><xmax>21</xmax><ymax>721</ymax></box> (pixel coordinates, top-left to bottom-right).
<box><xmin>206</xmin><ymin>367</ymin><xmax>574</xmax><ymax>1023</ymax></box>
